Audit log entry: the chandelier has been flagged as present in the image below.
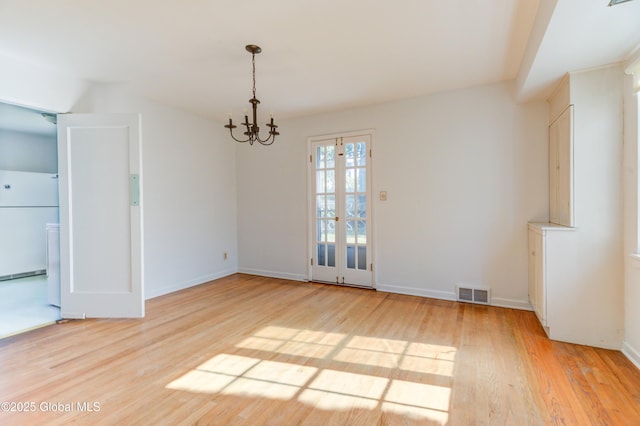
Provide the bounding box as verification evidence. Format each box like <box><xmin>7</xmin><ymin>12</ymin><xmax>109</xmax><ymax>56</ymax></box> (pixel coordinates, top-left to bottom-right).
<box><xmin>224</xmin><ymin>44</ymin><xmax>279</xmax><ymax>145</ymax></box>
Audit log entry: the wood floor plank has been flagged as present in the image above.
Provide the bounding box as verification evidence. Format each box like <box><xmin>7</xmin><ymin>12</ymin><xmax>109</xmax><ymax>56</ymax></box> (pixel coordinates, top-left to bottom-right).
<box><xmin>1</xmin><ymin>274</ymin><xmax>639</xmax><ymax>425</ymax></box>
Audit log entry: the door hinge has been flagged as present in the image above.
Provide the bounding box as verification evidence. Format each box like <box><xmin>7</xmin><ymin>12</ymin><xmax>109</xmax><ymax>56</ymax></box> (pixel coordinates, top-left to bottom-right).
<box><xmin>369</xmin><ymin>148</ymin><xmax>372</xmax><ymax>158</ymax></box>
<box><xmin>310</xmin><ymin>258</ymin><xmax>314</xmax><ymax>266</ymax></box>
<box><xmin>310</xmin><ymin>154</ymin><xmax>312</xmax><ymax>163</ymax></box>
<box><xmin>370</xmin><ymin>263</ymin><xmax>373</xmax><ymax>271</ymax></box>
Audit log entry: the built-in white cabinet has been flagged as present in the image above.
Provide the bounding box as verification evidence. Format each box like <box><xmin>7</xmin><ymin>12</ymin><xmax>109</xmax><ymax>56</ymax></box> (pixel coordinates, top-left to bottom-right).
<box><xmin>527</xmin><ymin>223</ymin><xmax>576</xmax><ymax>336</ymax></box>
<box><xmin>526</xmin><ymin>68</ymin><xmax>624</xmax><ymax>350</ymax></box>
<box><xmin>549</xmin><ymin>105</ymin><xmax>574</xmax><ymax>227</ymax></box>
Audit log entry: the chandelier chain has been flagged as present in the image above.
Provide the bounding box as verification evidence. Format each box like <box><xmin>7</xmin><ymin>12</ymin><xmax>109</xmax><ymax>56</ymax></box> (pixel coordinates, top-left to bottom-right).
<box><xmin>252</xmin><ymin>52</ymin><xmax>257</xmax><ymax>99</ymax></box>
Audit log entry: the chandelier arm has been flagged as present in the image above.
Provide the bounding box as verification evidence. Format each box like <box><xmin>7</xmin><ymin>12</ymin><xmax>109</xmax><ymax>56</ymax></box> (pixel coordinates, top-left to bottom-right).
<box><xmin>228</xmin><ymin>128</ymin><xmax>252</xmax><ymax>143</ymax></box>
<box><xmin>256</xmin><ymin>132</ymin><xmax>276</xmax><ymax>145</ymax></box>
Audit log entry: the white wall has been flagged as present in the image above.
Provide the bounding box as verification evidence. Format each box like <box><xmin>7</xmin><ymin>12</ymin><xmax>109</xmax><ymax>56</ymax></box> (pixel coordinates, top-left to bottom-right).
<box><xmin>623</xmin><ymin>73</ymin><xmax>640</xmax><ymax>367</ymax></box>
<box><xmin>0</xmin><ymin>129</ymin><xmax>57</xmax><ymax>173</ymax></box>
<box><xmin>73</xmin><ymin>85</ymin><xmax>238</xmax><ymax>299</ymax></box>
<box><xmin>237</xmin><ymin>82</ymin><xmax>549</xmax><ymax>307</ymax></box>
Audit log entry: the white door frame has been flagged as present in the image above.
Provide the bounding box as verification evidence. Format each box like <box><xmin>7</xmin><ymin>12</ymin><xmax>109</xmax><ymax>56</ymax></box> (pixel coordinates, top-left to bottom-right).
<box><xmin>307</xmin><ymin>129</ymin><xmax>375</xmax><ymax>288</ymax></box>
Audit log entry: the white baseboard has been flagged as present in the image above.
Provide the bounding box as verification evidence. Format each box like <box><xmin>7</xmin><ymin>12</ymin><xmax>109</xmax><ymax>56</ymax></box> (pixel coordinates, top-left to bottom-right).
<box><xmin>622</xmin><ymin>341</ymin><xmax>640</xmax><ymax>371</ymax></box>
<box><xmin>375</xmin><ymin>282</ymin><xmax>457</xmax><ymax>301</ymax></box>
<box><xmin>376</xmin><ymin>282</ymin><xmax>531</xmax><ymax>310</ymax></box>
<box><xmin>237</xmin><ymin>267</ymin><xmax>307</xmax><ymax>282</ymax></box>
<box><xmin>491</xmin><ymin>297</ymin><xmax>533</xmax><ymax>311</ymax></box>
<box><xmin>145</xmin><ymin>268</ymin><xmax>237</xmax><ymax>299</ymax></box>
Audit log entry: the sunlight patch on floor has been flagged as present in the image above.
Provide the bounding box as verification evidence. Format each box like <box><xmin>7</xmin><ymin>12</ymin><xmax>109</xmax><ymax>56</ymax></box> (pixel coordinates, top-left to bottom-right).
<box><xmin>167</xmin><ymin>326</ymin><xmax>457</xmax><ymax>423</ymax></box>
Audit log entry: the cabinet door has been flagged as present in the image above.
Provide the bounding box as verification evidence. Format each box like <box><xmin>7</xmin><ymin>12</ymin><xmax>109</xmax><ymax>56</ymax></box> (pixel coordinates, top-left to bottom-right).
<box><xmin>534</xmin><ymin>232</ymin><xmax>546</xmax><ymax>326</ymax></box>
<box><xmin>527</xmin><ymin>227</ymin><xmax>537</xmax><ymax>308</ymax></box>
<box><xmin>549</xmin><ymin>106</ymin><xmax>574</xmax><ymax>227</ymax></box>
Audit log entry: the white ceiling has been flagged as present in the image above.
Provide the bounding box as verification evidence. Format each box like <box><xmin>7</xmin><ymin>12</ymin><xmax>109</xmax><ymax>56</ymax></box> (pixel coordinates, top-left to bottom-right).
<box><xmin>0</xmin><ymin>0</ymin><xmax>639</xmax><ymax>130</ymax></box>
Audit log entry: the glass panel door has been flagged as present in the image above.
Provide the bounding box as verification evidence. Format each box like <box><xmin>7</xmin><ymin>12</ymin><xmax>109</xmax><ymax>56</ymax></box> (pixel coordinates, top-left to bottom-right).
<box><xmin>311</xmin><ymin>141</ymin><xmax>338</xmax><ymax>283</ymax></box>
<box><xmin>311</xmin><ymin>134</ymin><xmax>372</xmax><ymax>287</ymax></box>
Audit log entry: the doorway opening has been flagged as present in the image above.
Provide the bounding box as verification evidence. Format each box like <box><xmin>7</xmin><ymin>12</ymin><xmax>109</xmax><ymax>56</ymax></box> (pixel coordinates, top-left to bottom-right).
<box><xmin>0</xmin><ymin>102</ymin><xmax>61</xmax><ymax>338</ymax></box>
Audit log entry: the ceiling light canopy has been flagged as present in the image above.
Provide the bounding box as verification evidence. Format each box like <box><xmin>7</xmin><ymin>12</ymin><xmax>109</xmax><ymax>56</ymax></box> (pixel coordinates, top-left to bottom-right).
<box><xmin>224</xmin><ymin>45</ymin><xmax>279</xmax><ymax>146</ymax></box>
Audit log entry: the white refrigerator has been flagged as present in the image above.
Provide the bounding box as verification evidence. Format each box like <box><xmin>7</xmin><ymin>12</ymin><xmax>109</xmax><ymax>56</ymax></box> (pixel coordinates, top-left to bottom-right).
<box><xmin>46</xmin><ymin>223</ymin><xmax>60</xmax><ymax>306</ymax></box>
<box><xmin>0</xmin><ymin>170</ymin><xmax>59</xmax><ymax>280</ymax></box>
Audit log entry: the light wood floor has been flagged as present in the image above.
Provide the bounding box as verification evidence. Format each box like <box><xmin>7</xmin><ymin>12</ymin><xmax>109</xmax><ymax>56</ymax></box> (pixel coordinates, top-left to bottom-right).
<box><xmin>1</xmin><ymin>274</ymin><xmax>639</xmax><ymax>425</ymax></box>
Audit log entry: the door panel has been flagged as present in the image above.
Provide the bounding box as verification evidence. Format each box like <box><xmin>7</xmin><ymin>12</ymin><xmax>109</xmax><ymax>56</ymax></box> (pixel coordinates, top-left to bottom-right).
<box><xmin>310</xmin><ymin>134</ymin><xmax>372</xmax><ymax>287</ymax></box>
<box><xmin>341</xmin><ymin>137</ymin><xmax>370</xmax><ymax>286</ymax></box>
<box><xmin>312</xmin><ymin>143</ymin><xmax>338</xmax><ymax>283</ymax></box>
<box><xmin>57</xmin><ymin>113</ymin><xmax>144</xmax><ymax>318</ymax></box>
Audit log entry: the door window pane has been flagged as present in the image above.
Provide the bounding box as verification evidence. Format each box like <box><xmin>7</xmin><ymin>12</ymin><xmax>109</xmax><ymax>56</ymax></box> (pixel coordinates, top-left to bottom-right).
<box><xmin>328</xmin><ymin>244</ymin><xmax>336</xmax><ymax>267</ymax></box>
<box><xmin>357</xmin><ymin>220</ymin><xmax>366</xmax><ymax>244</ymax></box>
<box><xmin>316</xmin><ymin>170</ymin><xmax>325</xmax><ymax>193</ymax></box>
<box><xmin>356</xmin><ymin>142</ymin><xmax>367</xmax><ymax>166</ymax></box>
<box><xmin>316</xmin><ymin>195</ymin><xmax>325</xmax><ymax>218</ymax></box>
<box><xmin>317</xmin><ymin>244</ymin><xmax>326</xmax><ymax>266</ymax></box>
<box><xmin>345</xmin><ymin>169</ymin><xmax>355</xmax><ymax>192</ymax></box>
<box><xmin>357</xmin><ymin>246</ymin><xmax>367</xmax><ymax>270</ymax></box>
<box><xmin>327</xmin><ymin>220</ymin><xmax>336</xmax><ymax>243</ymax></box>
<box><xmin>316</xmin><ymin>146</ymin><xmax>324</xmax><ymax>169</ymax></box>
<box><xmin>317</xmin><ymin>220</ymin><xmax>325</xmax><ymax>242</ymax></box>
<box><xmin>326</xmin><ymin>145</ymin><xmax>335</xmax><ymax>169</ymax></box>
<box><xmin>345</xmin><ymin>143</ymin><xmax>355</xmax><ymax>167</ymax></box>
<box><xmin>356</xmin><ymin>168</ymin><xmax>366</xmax><ymax>192</ymax></box>
<box><xmin>346</xmin><ymin>245</ymin><xmax>355</xmax><ymax>269</ymax></box>
<box><xmin>357</xmin><ymin>195</ymin><xmax>366</xmax><ymax>218</ymax></box>
<box><xmin>326</xmin><ymin>170</ymin><xmax>335</xmax><ymax>193</ymax></box>
<box><xmin>346</xmin><ymin>220</ymin><xmax>356</xmax><ymax>244</ymax></box>
<box><xmin>327</xmin><ymin>195</ymin><xmax>335</xmax><ymax>217</ymax></box>
<box><xmin>345</xmin><ymin>195</ymin><xmax>355</xmax><ymax>218</ymax></box>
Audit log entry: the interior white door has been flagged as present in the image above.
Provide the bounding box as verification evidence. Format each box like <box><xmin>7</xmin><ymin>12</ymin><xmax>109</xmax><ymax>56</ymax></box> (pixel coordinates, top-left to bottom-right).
<box><xmin>57</xmin><ymin>113</ymin><xmax>144</xmax><ymax>318</ymax></box>
<box><xmin>310</xmin><ymin>134</ymin><xmax>372</xmax><ymax>287</ymax></box>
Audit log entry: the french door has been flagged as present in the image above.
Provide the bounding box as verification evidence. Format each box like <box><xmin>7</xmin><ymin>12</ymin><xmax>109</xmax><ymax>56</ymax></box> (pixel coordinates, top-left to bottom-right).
<box><xmin>310</xmin><ymin>133</ymin><xmax>372</xmax><ymax>287</ymax></box>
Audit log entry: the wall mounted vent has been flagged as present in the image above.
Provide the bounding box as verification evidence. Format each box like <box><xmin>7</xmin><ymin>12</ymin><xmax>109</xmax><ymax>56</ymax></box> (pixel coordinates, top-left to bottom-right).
<box><xmin>456</xmin><ymin>286</ymin><xmax>491</xmax><ymax>305</ymax></box>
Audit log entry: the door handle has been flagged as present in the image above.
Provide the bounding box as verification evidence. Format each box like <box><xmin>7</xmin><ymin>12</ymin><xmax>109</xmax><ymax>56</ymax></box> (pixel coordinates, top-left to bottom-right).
<box><xmin>335</xmin><ymin>216</ymin><xmax>339</xmax><ymax>221</ymax></box>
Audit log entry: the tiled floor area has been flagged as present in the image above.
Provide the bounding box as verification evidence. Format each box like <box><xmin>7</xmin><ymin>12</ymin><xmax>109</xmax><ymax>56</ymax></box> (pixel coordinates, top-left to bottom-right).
<box><xmin>0</xmin><ymin>275</ymin><xmax>60</xmax><ymax>339</ymax></box>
